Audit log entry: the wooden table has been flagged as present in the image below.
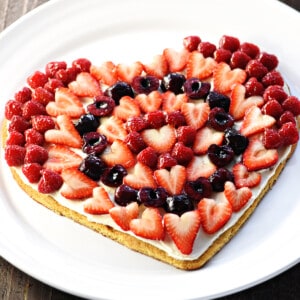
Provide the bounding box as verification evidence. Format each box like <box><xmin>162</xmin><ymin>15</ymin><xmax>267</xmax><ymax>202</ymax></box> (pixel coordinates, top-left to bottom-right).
<box><xmin>1</xmin><ymin>0</ymin><xmax>299</xmax><ymax>299</ymax></box>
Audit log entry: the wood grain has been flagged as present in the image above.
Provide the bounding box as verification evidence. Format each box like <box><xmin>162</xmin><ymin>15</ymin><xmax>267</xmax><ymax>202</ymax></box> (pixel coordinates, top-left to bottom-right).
<box><xmin>0</xmin><ymin>0</ymin><xmax>299</xmax><ymax>299</ymax></box>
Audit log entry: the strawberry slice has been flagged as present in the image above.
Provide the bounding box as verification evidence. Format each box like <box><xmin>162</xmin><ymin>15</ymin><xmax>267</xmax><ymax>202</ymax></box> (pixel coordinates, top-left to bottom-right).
<box><xmin>164</xmin><ymin>210</ymin><xmax>201</xmax><ymax>255</ymax></box>
<box><xmin>186</xmin><ymin>155</ymin><xmax>217</xmax><ymax>181</ymax></box>
<box><xmin>101</xmin><ymin>139</ymin><xmax>135</xmax><ymax>168</ymax></box>
<box><xmin>141</xmin><ymin>124</ymin><xmax>176</xmax><ymax>153</ymax></box>
<box><xmin>213</xmin><ymin>62</ymin><xmax>247</xmax><ymax>94</ymax></box>
<box><xmin>112</xmin><ymin>96</ymin><xmax>141</xmax><ymax>121</ymax></box>
<box><xmin>46</xmin><ymin>87</ymin><xmax>85</xmax><ymax>118</ymax></box>
<box><xmin>163</xmin><ymin>47</ymin><xmax>189</xmax><ymax>72</ymax></box>
<box><xmin>60</xmin><ymin>167</ymin><xmax>98</xmax><ymax>200</ymax></box>
<box><xmin>130</xmin><ymin>207</ymin><xmax>164</xmax><ymax>240</ymax></box>
<box><xmin>240</xmin><ymin>106</ymin><xmax>276</xmax><ymax>137</ymax></box>
<box><xmin>68</xmin><ymin>72</ymin><xmax>102</xmax><ymax>97</ymax></box>
<box><xmin>43</xmin><ymin>144</ymin><xmax>82</xmax><ymax>173</ymax></box>
<box><xmin>230</xmin><ymin>84</ymin><xmax>264</xmax><ymax>120</ymax></box>
<box><xmin>109</xmin><ymin>202</ymin><xmax>139</xmax><ymax>231</ymax></box>
<box><xmin>116</xmin><ymin>61</ymin><xmax>143</xmax><ymax>83</ymax></box>
<box><xmin>193</xmin><ymin>127</ymin><xmax>224</xmax><ymax>155</ymax></box>
<box><xmin>161</xmin><ymin>91</ymin><xmax>188</xmax><ymax>113</ymax></box>
<box><xmin>136</xmin><ymin>91</ymin><xmax>163</xmax><ymax>113</ymax></box>
<box><xmin>232</xmin><ymin>163</ymin><xmax>261</xmax><ymax>188</ymax></box>
<box><xmin>123</xmin><ymin>162</ymin><xmax>157</xmax><ymax>189</ymax></box>
<box><xmin>143</xmin><ymin>54</ymin><xmax>168</xmax><ymax>79</ymax></box>
<box><xmin>198</xmin><ymin>197</ymin><xmax>232</xmax><ymax>234</ymax></box>
<box><xmin>83</xmin><ymin>187</ymin><xmax>114</xmax><ymax>214</ymax></box>
<box><xmin>224</xmin><ymin>181</ymin><xmax>252</xmax><ymax>212</ymax></box>
<box><xmin>242</xmin><ymin>138</ymin><xmax>278</xmax><ymax>171</ymax></box>
<box><xmin>186</xmin><ymin>51</ymin><xmax>217</xmax><ymax>80</ymax></box>
<box><xmin>181</xmin><ymin>102</ymin><xmax>210</xmax><ymax>130</ymax></box>
<box><xmin>154</xmin><ymin>165</ymin><xmax>186</xmax><ymax>195</ymax></box>
<box><xmin>97</xmin><ymin>116</ymin><xmax>127</xmax><ymax>143</ymax></box>
<box><xmin>44</xmin><ymin>114</ymin><xmax>82</xmax><ymax>148</ymax></box>
<box><xmin>90</xmin><ymin>61</ymin><xmax>118</xmax><ymax>86</ymax></box>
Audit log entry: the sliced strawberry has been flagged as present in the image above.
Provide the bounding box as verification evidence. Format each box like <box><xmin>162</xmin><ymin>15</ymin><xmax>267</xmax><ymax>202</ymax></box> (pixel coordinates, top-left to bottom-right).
<box><xmin>101</xmin><ymin>139</ymin><xmax>135</xmax><ymax>168</ymax></box>
<box><xmin>232</xmin><ymin>163</ymin><xmax>261</xmax><ymax>189</ymax></box>
<box><xmin>163</xmin><ymin>47</ymin><xmax>189</xmax><ymax>72</ymax></box>
<box><xmin>242</xmin><ymin>138</ymin><xmax>279</xmax><ymax>171</ymax></box>
<box><xmin>116</xmin><ymin>61</ymin><xmax>143</xmax><ymax>83</ymax></box>
<box><xmin>141</xmin><ymin>124</ymin><xmax>176</xmax><ymax>153</ymax></box>
<box><xmin>123</xmin><ymin>162</ymin><xmax>157</xmax><ymax>189</ymax></box>
<box><xmin>198</xmin><ymin>197</ymin><xmax>232</xmax><ymax>234</ymax></box>
<box><xmin>83</xmin><ymin>187</ymin><xmax>114</xmax><ymax>214</ymax></box>
<box><xmin>193</xmin><ymin>127</ymin><xmax>224</xmax><ymax>155</ymax></box>
<box><xmin>109</xmin><ymin>202</ymin><xmax>139</xmax><ymax>231</ymax></box>
<box><xmin>224</xmin><ymin>181</ymin><xmax>252</xmax><ymax>212</ymax></box>
<box><xmin>154</xmin><ymin>165</ymin><xmax>186</xmax><ymax>195</ymax></box>
<box><xmin>46</xmin><ymin>87</ymin><xmax>85</xmax><ymax>118</ymax></box>
<box><xmin>240</xmin><ymin>106</ymin><xmax>276</xmax><ymax>137</ymax></box>
<box><xmin>229</xmin><ymin>84</ymin><xmax>264</xmax><ymax>120</ymax></box>
<box><xmin>43</xmin><ymin>144</ymin><xmax>82</xmax><ymax>173</ymax></box>
<box><xmin>135</xmin><ymin>90</ymin><xmax>162</xmax><ymax>113</ymax></box>
<box><xmin>213</xmin><ymin>62</ymin><xmax>247</xmax><ymax>94</ymax></box>
<box><xmin>143</xmin><ymin>54</ymin><xmax>168</xmax><ymax>79</ymax></box>
<box><xmin>60</xmin><ymin>167</ymin><xmax>98</xmax><ymax>200</ymax></box>
<box><xmin>68</xmin><ymin>72</ymin><xmax>102</xmax><ymax>97</ymax></box>
<box><xmin>186</xmin><ymin>155</ymin><xmax>217</xmax><ymax>181</ymax></box>
<box><xmin>186</xmin><ymin>51</ymin><xmax>217</xmax><ymax>80</ymax></box>
<box><xmin>161</xmin><ymin>91</ymin><xmax>188</xmax><ymax>113</ymax></box>
<box><xmin>164</xmin><ymin>210</ymin><xmax>201</xmax><ymax>255</ymax></box>
<box><xmin>181</xmin><ymin>102</ymin><xmax>210</xmax><ymax>130</ymax></box>
<box><xmin>97</xmin><ymin>116</ymin><xmax>127</xmax><ymax>143</ymax></box>
<box><xmin>44</xmin><ymin>114</ymin><xmax>82</xmax><ymax>148</ymax></box>
<box><xmin>112</xmin><ymin>96</ymin><xmax>141</xmax><ymax>121</ymax></box>
<box><xmin>90</xmin><ymin>61</ymin><xmax>118</xmax><ymax>86</ymax></box>
<box><xmin>130</xmin><ymin>208</ymin><xmax>164</xmax><ymax>240</ymax></box>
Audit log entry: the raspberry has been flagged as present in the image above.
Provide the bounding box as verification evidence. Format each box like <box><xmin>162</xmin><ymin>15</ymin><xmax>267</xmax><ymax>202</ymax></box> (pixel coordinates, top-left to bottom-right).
<box><xmin>124</xmin><ymin>131</ymin><xmax>147</xmax><ymax>153</ymax></box>
<box><xmin>230</xmin><ymin>51</ymin><xmax>251</xmax><ymax>69</ymax></box>
<box><xmin>45</xmin><ymin>61</ymin><xmax>67</xmax><ymax>78</ymax></box>
<box><xmin>136</xmin><ymin>147</ymin><xmax>158</xmax><ymax>169</ymax></box>
<box><xmin>171</xmin><ymin>142</ymin><xmax>194</xmax><ymax>165</ymax></box>
<box><xmin>263</xmin><ymin>85</ymin><xmax>288</xmax><ymax>103</ymax></box>
<box><xmin>262</xmin><ymin>70</ymin><xmax>284</xmax><ymax>87</ymax></box>
<box><xmin>38</xmin><ymin>169</ymin><xmax>63</xmax><ymax>194</ymax></box>
<box><xmin>239</xmin><ymin>42</ymin><xmax>260</xmax><ymax>59</ymax></box>
<box><xmin>14</xmin><ymin>87</ymin><xmax>32</xmax><ymax>103</ymax></box>
<box><xmin>4</xmin><ymin>145</ymin><xmax>26</xmax><ymax>166</ymax></box>
<box><xmin>22</xmin><ymin>163</ymin><xmax>43</xmax><ymax>183</ymax></box>
<box><xmin>257</xmin><ymin>52</ymin><xmax>278</xmax><ymax>71</ymax></box>
<box><xmin>8</xmin><ymin>115</ymin><xmax>30</xmax><ymax>133</ymax></box>
<box><xmin>197</xmin><ymin>42</ymin><xmax>216</xmax><ymax>58</ymax></box>
<box><xmin>27</xmin><ymin>71</ymin><xmax>48</xmax><ymax>89</ymax></box>
<box><xmin>6</xmin><ymin>131</ymin><xmax>25</xmax><ymax>146</ymax></box>
<box><xmin>44</xmin><ymin>78</ymin><xmax>64</xmax><ymax>93</ymax></box>
<box><xmin>278</xmin><ymin>122</ymin><xmax>299</xmax><ymax>145</ymax></box>
<box><xmin>157</xmin><ymin>152</ymin><xmax>177</xmax><ymax>169</ymax></box>
<box><xmin>245</xmin><ymin>60</ymin><xmax>268</xmax><ymax>80</ymax></box>
<box><xmin>244</xmin><ymin>77</ymin><xmax>264</xmax><ymax>97</ymax></box>
<box><xmin>24</xmin><ymin>128</ymin><xmax>45</xmax><ymax>146</ymax></box>
<box><xmin>22</xmin><ymin>100</ymin><xmax>46</xmax><ymax>120</ymax></box>
<box><xmin>262</xmin><ymin>128</ymin><xmax>282</xmax><ymax>149</ymax></box>
<box><xmin>277</xmin><ymin>111</ymin><xmax>296</xmax><ymax>127</ymax></box>
<box><xmin>166</xmin><ymin>111</ymin><xmax>186</xmax><ymax>128</ymax></box>
<box><xmin>261</xmin><ymin>100</ymin><xmax>283</xmax><ymax>119</ymax></box>
<box><xmin>31</xmin><ymin>115</ymin><xmax>56</xmax><ymax>133</ymax></box>
<box><xmin>214</xmin><ymin>48</ymin><xmax>232</xmax><ymax>63</ymax></box>
<box><xmin>125</xmin><ymin>116</ymin><xmax>148</xmax><ymax>132</ymax></box>
<box><xmin>282</xmin><ymin>96</ymin><xmax>300</xmax><ymax>116</ymax></box>
<box><xmin>55</xmin><ymin>66</ymin><xmax>78</xmax><ymax>85</ymax></box>
<box><xmin>4</xmin><ymin>99</ymin><xmax>23</xmax><ymax>120</ymax></box>
<box><xmin>144</xmin><ymin>111</ymin><xmax>166</xmax><ymax>129</ymax></box>
<box><xmin>176</xmin><ymin>125</ymin><xmax>196</xmax><ymax>146</ymax></box>
<box><xmin>31</xmin><ymin>87</ymin><xmax>54</xmax><ymax>105</ymax></box>
<box><xmin>183</xmin><ymin>35</ymin><xmax>201</xmax><ymax>52</ymax></box>
<box><xmin>72</xmin><ymin>58</ymin><xmax>92</xmax><ymax>72</ymax></box>
<box><xmin>219</xmin><ymin>35</ymin><xmax>240</xmax><ymax>52</ymax></box>
<box><xmin>24</xmin><ymin>144</ymin><xmax>48</xmax><ymax>164</ymax></box>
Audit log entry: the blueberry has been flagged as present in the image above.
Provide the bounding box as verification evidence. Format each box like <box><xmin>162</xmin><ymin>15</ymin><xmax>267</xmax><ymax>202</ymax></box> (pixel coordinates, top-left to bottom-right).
<box><xmin>79</xmin><ymin>155</ymin><xmax>107</xmax><ymax>181</ymax></box>
<box><xmin>82</xmin><ymin>132</ymin><xmax>107</xmax><ymax>155</ymax></box>
<box><xmin>101</xmin><ymin>164</ymin><xmax>127</xmax><ymax>187</ymax></box>
<box><xmin>207</xmin><ymin>91</ymin><xmax>230</xmax><ymax>112</ymax></box>
<box><xmin>87</xmin><ymin>95</ymin><xmax>115</xmax><ymax>117</ymax></box>
<box><xmin>207</xmin><ymin>144</ymin><xmax>234</xmax><ymax>167</ymax></box>
<box><xmin>208</xmin><ymin>107</ymin><xmax>234</xmax><ymax>131</ymax></box>
<box><xmin>161</xmin><ymin>73</ymin><xmax>186</xmax><ymax>94</ymax></box>
<box><xmin>164</xmin><ymin>194</ymin><xmax>194</xmax><ymax>216</ymax></box>
<box><xmin>137</xmin><ymin>187</ymin><xmax>168</xmax><ymax>207</ymax></box>
<box><xmin>224</xmin><ymin>128</ymin><xmax>249</xmax><ymax>155</ymax></box>
<box><xmin>184</xmin><ymin>177</ymin><xmax>212</xmax><ymax>202</ymax></box>
<box><xmin>131</xmin><ymin>76</ymin><xmax>159</xmax><ymax>94</ymax></box>
<box><xmin>75</xmin><ymin>114</ymin><xmax>100</xmax><ymax>136</ymax></box>
<box><xmin>114</xmin><ymin>184</ymin><xmax>139</xmax><ymax>206</ymax></box>
<box><xmin>104</xmin><ymin>81</ymin><xmax>134</xmax><ymax>104</ymax></box>
<box><xmin>183</xmin><ymin>78</ymin><xmax>211</xmax><ymax>99</ymax></box>
<box><xmin>209</xmin><ymin>168</ymin><xmax>234</xmax><ymax>192</ymax></box>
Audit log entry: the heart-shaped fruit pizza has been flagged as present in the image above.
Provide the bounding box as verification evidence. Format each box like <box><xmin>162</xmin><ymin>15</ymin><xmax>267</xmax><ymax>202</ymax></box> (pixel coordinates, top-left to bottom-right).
<box><xmin>2</xmin><ymin>35</ymin><xmax>299</xmax><ymax>270</ymax></box>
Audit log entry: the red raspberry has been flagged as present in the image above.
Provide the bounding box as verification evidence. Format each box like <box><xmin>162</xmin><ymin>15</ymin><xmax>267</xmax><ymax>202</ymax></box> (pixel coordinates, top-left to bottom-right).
<box><xmin>125</xmin><ymin>116</ymin><xmax>148</xmax><ymax>132</ymax></box>
<box><xmin>261</xmin><ymin>70</ymin><xmax>284</xmax><ymax>87</ymax></box>
<box><xmin>282</xmin><ymin>96</ymin><xmax>300</xmax><ymax>116</ymax></box>
<box><xmin>171</xmin><ymin>142</ymin><xmax>194</xmax><ymax>165</ymax></box>
<box><xmin>245</xmin><ymin>77</ymin><xmax>264</xmax><ymax>97</ymax></box>
<box><xmin>157</xmin><ymin>152</ymin><xmax>177</xmax><ymax>169</ymax></box>
<box><xmin>31</xmin><ymin>87</ymin><xmax>54</xmax><ymax>105</ymax></box>
<box><xmin>261</xmin><ymin>100</ymin><xmax>283</xmax><ymax>119</ymax></box>
<box><xmin>24</xmin><ymin>144</ymin><xmax>48</xmax><ymax>164</ymax></box>
<box><xmin>197</xmin><ymin>42</ymin><xmax>216</xmax><ymax>58</ymax></box>
<box><xmin>257</xmin><ymin>52</ymin><xmax>278</xmax><ymax>71</ymax></box>
<box><xmin>230</xmin><ymin>51</ymin><xmax>251</xmax><ymax>69</ymax></box>
<box><xmin>245</xmin><ymin>60</ymin><xmax>268</xmax><ymax>80</ymax></box>
<box><xmin>24</xmin><ymin>128</ymin><xmax>45</xmax><ymax>146</ymax></box>
<box><xmin>44</xmin><ymin>78</ymin><xmax>64</xmax><ymax>93</ymax></box>
<box><xmin>263</xmin><ymin>85</ymin><xmax>288</xmax><ymax>103</ymax></box>
<box><xmin>55</xmin><ymin>66</ymin><xmax>78</xmax><ymax>85</ymax></box>
<box><xmin>31</xmin><ymin>115</ymin><xmax>56</xmax><ymax>133</ymax></box>
<box><xmin>277</xmin><ymin>111</ymin><xmax>296</xmax><ymax>127</ymax></box>
<box><xmin>45</xmin><ymin>61</ymin><xmax>67</xmax><ymax>78</ymax></box>
<box><xmin>219</xmin><ymin>35</ymin><xmax>240</xmax><ymax>52</ymax></box>
<box><xmin>4</xmin><ymin>99</ymin><xmax>23</xmax><ymax>120</ymax></box>
<box><xmin>183</xmin><ymin>35</ymin><xmax>201</xmax><ymax>52</ymax></box>
<box><xmin>124</xmin><ymin>131</ymin><xmax>146</xmax><ymax>153</ymax></box>
<box><xmin>262</xmin><ymin>128</ymin><xmax>282</xmax><ymax>149</ymax></box>
<box><xmin>27</xmin><ymin>71</ymin><xmax>48</xmax><ymax>89</ymax></box>
<box><xmin>239</xmin><ymin>42</ymin><xmax>260</xmax><ymax>59</ymax></box>
<box><xmin>144</xmin><ymin>111</ymin><xmax>166</xmax><ymax>129</ymax></box>
<box><xmin>166</xmin><ymin>111</ymin><xmax>186</xmax><ymax>128</ymax></box>
<box><xmin>22</xmin><ymin>163</ymin><xmax>43</xmax><ymax>183</ymax></box>
<box><xmin>72</xmin><ymin>58</ymin><xmax>92</xmax><ymax>72</ymax></box>
<box><xmin>4</xmin><ymin>145</ymin><xmax>26</xmax><ymax>166</ymax></box>
<box><xmin>8</xmin><ymin>115</ymin><xmax>30</xmax><ymax>133</ymax></box>
<box><xmin>177</xmin><ymin>125</ymin><xmax>196</xmax><ymax>146</ymax></box>
<box><xmin>38</xmin><ymin>169</ymin><xmax>63</xmax><ymax>194</ymax></box>
<box><xmin>136</xmin><ymin>147</ymin><xmax>158</xmax><ymax>169</ymax></box>
<box><xmin>214</xmin><ymin>48</ymin><xmax>232</xmax><ymax>63</ymax></box>
<box><xmin>14</xmin><ymin>87</ymin><xmax>32</xmax><ymax>103</ymax></box>
<box><xmin>22</xmin><ymin>100</ymin><xmax>46</xmax><ymax>120</ymax></box>
<box><xmin>278</xmin><ymin>122</ymin><xmax>299</xmax><ymax>145</ymax></box>
<box><xmin>6</xmin><ymin>131</ymin><xmax>25</xmax><ymax>146</ymax></box>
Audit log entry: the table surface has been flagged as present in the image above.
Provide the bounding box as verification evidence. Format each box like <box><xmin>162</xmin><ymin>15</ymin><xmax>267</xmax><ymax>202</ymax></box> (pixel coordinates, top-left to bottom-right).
<box><xmin>1</xmin><ymin>0</ymin><xmax>299</xmax><ymax>299</ymax></box>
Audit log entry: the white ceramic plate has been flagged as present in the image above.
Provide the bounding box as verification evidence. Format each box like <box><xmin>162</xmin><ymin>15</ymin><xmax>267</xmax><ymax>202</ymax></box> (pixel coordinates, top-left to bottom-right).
<box><xmin>0</xmin><ymin>0</ymin><xmax>299</xmax><ymax>299</ymax></box>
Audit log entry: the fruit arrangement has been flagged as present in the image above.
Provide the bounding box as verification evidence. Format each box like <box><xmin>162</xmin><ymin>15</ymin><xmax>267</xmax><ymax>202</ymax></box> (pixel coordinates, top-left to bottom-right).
<box><xmin>3</xmin><ymin>34</ymin><xmax>300</xmax><ymax>258</ymax></box>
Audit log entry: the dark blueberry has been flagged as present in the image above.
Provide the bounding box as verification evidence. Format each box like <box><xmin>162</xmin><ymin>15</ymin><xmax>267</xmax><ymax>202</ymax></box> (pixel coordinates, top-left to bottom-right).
<box><xmin>208</xmin><ymin>107</ymin><xmax>234</xmax><ymax>131</ymax></box>
<box><xmin>209</xmin><ymin>168</ymin><xmax>234</xmax><ymax>192</ymax></box>
<box><xmin>104</xmin><ymin>81</ymin><xmax>134</xmax><ymax>104</ymax></box>
<box><xmin>207</xmin><ymin>91</ymin><xmax>230</xmax><ymax>112</ymax></box>
<box><xmin>184</xmin><ymin>177</ymin><xmax>212</xmax><ymax>202</ymax></box>
<box><xmin>164</xmin><ymin>194</ymin><xmax>194</xmax><ymax>216</ymax></box>
<box><xmin>137</xmin><ymin>187</ymin><xmax>168</xmax><ymax>207</ymax></box>
<box><xmin>224</xmin><ymin>128</ymin><xmax>249</xmax><ymax>155</ymax></box>
<box><xmin>82</xmin><ymin>132</ymin><xmax>107</xmax><ymax>155</ymax></box>
<box><xmin>87</xmin><ymin>95</ymin><xmax>115</xmax><ymax>117</ymax></box>
<box><xmin>75</xmin><ymin>114</ymin><xmax>100</xmax><ymax>136</ymax></box>
<box><xmin>183</xmin><ymin>78</ymin><xmax>211</xmax><ymax>99</ymax></box>
<box><xmin>78</xmin><ymin>155</ymin><xmax>107</xmax><ymax>181</ymax></box>
<box><xmin>131</xmin><ymin>75</ymin><xmax>159</xmax><ymax>94</ymax></box>
<box><xmin>207</xmin><ymin>144</ymin><xmax>234</xmax><ymax>167</ymax></box>
<box><xmin>161</xmin><ymin>73</ymin><xmax>186</xmax><ymax>94</ymax></box>
<box><xmin>101</xmin><ymin>164</ymin><xmax>127</xmax><ymax>187</ymax></box>
<box><xmin>114</xmin><ymin>184</ymin><xmax>139</xmax><ymax>206</ymax></box>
